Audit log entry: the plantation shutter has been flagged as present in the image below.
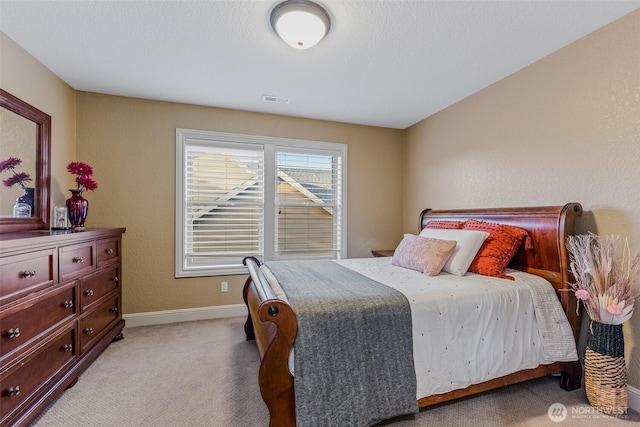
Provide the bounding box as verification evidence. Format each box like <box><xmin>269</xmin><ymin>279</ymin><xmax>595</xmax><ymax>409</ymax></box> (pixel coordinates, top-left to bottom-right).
<box><xmin>180</xmin><ymin>139</ymin><xmax>264</xmax><ymax>274</ymax></box>
<box><xmin>275</xmin><ymin>148</ymin><xmax>342</xmax><ymax>259</ymax></box>
<box><xmin>177</xmin><ymin>129</ymin><xmax>346</xmax><ymax>277</ymax></box>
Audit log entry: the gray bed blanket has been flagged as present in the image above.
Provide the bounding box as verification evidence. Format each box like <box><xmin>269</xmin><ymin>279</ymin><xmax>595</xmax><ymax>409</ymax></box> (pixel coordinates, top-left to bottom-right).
<box><xmin>265</xmin><ymin>260</ymin><xmax>418</xmax><ymax>427</ymax></box>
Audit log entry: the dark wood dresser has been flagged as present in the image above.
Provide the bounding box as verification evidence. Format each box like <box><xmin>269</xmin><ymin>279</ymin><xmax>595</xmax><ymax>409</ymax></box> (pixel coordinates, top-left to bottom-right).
<box><xmin>0</xmin><ymin>228</ymin><xmax>125</xmax><ymax>427</ymax></box>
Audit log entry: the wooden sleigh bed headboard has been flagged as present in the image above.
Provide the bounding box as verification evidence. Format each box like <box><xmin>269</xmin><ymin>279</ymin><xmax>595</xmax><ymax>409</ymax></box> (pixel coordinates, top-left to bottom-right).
<box><xmin>420</xmin><ymin>203</ymin><xmax>583</xmax><ymax>341</ymax></box>
<box><xmin>243</xmin><ymin>203</ymin><xmax>584</xmax><ymax>427</ymax></box>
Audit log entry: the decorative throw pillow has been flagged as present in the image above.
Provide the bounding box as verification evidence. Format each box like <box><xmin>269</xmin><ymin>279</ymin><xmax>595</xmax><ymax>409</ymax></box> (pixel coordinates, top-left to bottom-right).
<box><xmin>425</xmin><ymin>220</ymin><xmax>465</xmax><ymax>230</ymax></box>
<box><xmin>462</xmin><ymin>219</ymin><xmax>532</xmax><ymax>280</ymax></box>
<box><xmin>391</xmin><ymin>234</ymin><xmax>457</xmax><ymax>276</ymax></box>
<box><xmin>418</xmin><ymin>228</ymin><xmax>490</xmax><ymax>276</ymax></box>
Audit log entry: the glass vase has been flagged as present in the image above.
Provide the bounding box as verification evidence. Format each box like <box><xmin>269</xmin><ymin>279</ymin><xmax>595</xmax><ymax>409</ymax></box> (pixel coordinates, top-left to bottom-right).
<box><xmin>14</xmin><ymin>187</ymin><xmax>35</xmax><ymax>217</ymax></box>
<box><xmin>66</xmin><ymin>189</ymin><xmax>88</xmax><ymax>230</ymax></box>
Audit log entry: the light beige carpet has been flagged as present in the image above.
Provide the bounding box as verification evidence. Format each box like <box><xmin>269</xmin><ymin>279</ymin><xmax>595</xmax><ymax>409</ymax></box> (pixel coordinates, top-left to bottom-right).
<box><xmin>33</xmin><ymin>317</ymin><xmax>639</xmax><ymax>427</ymax></box>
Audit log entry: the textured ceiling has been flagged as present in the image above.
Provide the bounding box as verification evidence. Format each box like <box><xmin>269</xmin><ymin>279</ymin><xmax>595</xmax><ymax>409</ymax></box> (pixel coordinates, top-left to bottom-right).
<box><xmin>1</xmin><ymin>1</ymin><xmax>638</xmax><ymax>129</ymax></box>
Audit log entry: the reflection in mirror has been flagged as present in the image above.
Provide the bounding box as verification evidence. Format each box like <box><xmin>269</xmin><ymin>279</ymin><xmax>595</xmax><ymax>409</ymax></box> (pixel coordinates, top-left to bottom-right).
<box><xmin>0</xmin><ymin>89</ymin><xmax>51</xmax><ymax>233</ymax></box>
<box><xmin>1</xmin><ymin>108</ymin><xmax>37</xmax><ymax>216</ymax></box>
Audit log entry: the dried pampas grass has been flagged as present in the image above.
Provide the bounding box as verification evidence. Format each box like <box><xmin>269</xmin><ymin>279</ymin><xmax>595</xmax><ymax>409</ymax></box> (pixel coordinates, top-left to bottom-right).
<box><xmin>566</xmin><ymin>233</ymin><xmax>640</xmax><ymax>325</ymax></box>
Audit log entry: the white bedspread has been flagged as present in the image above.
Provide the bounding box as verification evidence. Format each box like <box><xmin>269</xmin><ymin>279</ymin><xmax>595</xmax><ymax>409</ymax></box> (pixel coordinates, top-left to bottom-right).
<box><xmin>261</xmin><ymin>257</ymin><xmax>578</xmax><ymax>400</ymax></box>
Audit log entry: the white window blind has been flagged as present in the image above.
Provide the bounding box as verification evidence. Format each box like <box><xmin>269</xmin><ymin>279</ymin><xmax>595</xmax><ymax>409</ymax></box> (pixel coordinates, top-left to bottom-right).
<box><xmin>176</xmin><ymin>129</ymin><xmax>347</xmax><ymax>277</ymax></box>
<box><xmin>275</xmin><ymin>150</ymin><xmax>342</xmax><ymax>259</ymax></box>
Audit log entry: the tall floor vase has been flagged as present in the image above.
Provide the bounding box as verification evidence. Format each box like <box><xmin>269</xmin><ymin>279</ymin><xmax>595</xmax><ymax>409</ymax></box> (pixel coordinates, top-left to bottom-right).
<box><xmin>66</xmin><ymin>189</ymin><xmax>88</xmax><ymax>230</ymax></box>
<box><xmin>584</xmin><ymin>320</ymin><xmax>627</xmax><ymax>415</ymax></box>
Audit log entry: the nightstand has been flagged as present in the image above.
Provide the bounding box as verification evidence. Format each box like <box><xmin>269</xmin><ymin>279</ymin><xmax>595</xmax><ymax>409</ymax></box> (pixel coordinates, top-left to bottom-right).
<box><xmin>371</xmin><ymin>249</ymin><xmax>394</xmax><ymax>257</ymax></box>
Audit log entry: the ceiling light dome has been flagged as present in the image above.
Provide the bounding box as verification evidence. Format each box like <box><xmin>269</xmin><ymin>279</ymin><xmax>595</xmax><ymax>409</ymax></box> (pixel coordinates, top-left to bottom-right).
<box><xmin>270</xmin><ymin>0</ymin><xmax>331</xmax><ymax>50</ymax></box>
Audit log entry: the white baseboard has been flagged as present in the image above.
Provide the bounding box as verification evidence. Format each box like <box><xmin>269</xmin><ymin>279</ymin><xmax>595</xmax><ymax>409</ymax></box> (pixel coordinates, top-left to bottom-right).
<box><xmin>629</xmin><ymin>385</ymin><xmax>640</xmax><ymax>414</ymax></box>
<box><xmin>123</xmin><ymin>304</ymin><xmax>248</xmax><ymax>328</ymax></box>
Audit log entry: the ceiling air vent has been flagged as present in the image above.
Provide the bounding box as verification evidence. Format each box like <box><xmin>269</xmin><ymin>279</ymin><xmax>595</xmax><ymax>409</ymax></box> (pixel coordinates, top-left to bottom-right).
<box><xmin>262</xmin><ymin>95</ymin><xmax>290</xmax><ymax>104</ymax></box>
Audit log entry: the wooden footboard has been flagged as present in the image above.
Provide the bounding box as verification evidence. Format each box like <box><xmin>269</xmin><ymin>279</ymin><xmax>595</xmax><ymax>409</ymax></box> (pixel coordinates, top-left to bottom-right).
<box><xmin>243</xmin><ymin>203</ymin><xmax>584</xmax><ymax>427</ymax></box>
<box><xmin>242</xmin><ymin>256</ymin><xmax>297</xmax><ymax>427</ymax></box>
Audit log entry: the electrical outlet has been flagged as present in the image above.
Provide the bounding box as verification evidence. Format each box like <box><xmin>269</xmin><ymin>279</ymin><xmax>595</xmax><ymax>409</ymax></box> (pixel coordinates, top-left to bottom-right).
<box><xmin>221</xmin><ymin>281</ymin><xmax>228</xmax><ymax>292</ymax></box>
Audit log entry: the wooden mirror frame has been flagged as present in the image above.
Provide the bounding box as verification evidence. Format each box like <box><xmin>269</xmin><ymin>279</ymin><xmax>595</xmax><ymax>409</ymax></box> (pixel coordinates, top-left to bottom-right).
<box><xmin>0</xmin><ymin>89</ymin><xmax>51</xmax><ymax>233</ymax></box>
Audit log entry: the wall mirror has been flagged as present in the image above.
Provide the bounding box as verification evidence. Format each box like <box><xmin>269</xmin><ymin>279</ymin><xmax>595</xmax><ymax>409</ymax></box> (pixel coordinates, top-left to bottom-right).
<box><xmin>0</xmin><ymin>89</ymin><xmax>51</xmax><ymax>232</ymax></box>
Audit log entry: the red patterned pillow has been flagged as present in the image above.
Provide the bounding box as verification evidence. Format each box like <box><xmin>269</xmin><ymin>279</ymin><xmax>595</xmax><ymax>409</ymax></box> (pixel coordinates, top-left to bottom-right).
<box><xmin>426</xmin><ymin>220</ymin><xmax>464</xmax><ymax>230</ymax></box>
<box><xmin>462</xmin><ymin>219</ymin><xmax>532</xmax><ymax>280</ymax></box>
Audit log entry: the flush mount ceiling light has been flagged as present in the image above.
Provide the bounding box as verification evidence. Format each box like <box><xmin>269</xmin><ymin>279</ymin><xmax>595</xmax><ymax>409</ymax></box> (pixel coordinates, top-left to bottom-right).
<box><xmin>270</xmin><ymin>0</ymin><xmax>331</xmax><ymax>50</ymax></box>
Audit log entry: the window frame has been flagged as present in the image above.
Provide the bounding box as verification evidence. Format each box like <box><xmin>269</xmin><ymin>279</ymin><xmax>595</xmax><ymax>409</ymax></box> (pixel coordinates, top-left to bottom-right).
<box><xmin>175</xmin><ymin>128</ymin><xmax>347</xmax><ymax>277</ymax></box>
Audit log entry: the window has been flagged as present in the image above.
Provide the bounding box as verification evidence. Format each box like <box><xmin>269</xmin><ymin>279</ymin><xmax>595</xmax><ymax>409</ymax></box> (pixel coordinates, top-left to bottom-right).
<box><xmin>176</xmin><ymin>129</ymin><xmax>347</xmax><ymax>277</ymax></box>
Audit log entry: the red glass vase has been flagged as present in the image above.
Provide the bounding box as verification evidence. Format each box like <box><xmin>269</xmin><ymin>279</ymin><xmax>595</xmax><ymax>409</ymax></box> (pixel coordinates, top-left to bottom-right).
<box><xmin>66</xmin><ymin>189</ymin><xmax>88</xmax><ymax>230</ymax></box>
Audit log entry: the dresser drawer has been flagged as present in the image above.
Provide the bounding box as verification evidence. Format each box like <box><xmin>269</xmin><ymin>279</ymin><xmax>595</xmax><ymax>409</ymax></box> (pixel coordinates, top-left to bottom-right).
<box><xmin>80</xmin><ymin>295</ymin><xmax>120</xmax><ymax>352</ymax></box>
<box><xmin>59</xmin><ymin>241</ymin><xmax>95</xmax><ymax>282</ymax></box>
<box><xmin>97</xmin><ymin>237</ymin><xmax>121</xmax><ymax>267</ymax></box>
<box><xmin>0</xmin><ymin>327</ymin><xmax>77</xmax><ymax>423</ymax></box>
<box><xmin>0</xmin><ymin>249</ymin><xmax>55</xmax><ymax>305</ymax></box>
<box><xmin>80</xmin><ymin>266</ymin><xmax>120</xmax><ymax>311</ymax></box>
<box><xmin>0</xmin><ymin>282</ymin><xmax>77</xmax><ymax>364</ymax></box>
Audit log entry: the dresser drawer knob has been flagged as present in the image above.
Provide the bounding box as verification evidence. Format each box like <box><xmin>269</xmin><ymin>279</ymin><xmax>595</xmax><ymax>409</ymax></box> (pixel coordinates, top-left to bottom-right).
<box><xmin>105</xmin><ymin>248</ymin><xmax>114</xmax><ymax>254</ymax></box>
<box><xmin>84</xmin><ymin>289</ymin><xmax>94</xmax><ymax>296</ymax></box>
<box><xmin>63</xmin><ymin>300</ymin><xmax>74</xmax><ymax>308</ymax></box>
<box><xmin>72</xmin><ymin>256</ymin><xmax>85</xmax><ymax>263</ymax></box>
<box><xmin>110</xmin><ymin>307</ymin><xmax>119</xmax><ymax>314</ymax></box>
<box><xmin>110</xmin><ymin>276</ymin><xmax>119</xmax><ymax>283</ymax></box>
<box><xmin>21</xmin><ymin>270</ymin><xmax>36</xmax><ymax>278</ymax></box>
<box><xmin>83</xmin><ymin>327</ymin><xmax>94</xmax><ymax>334</ymax></box>
<box><xmin>7</xmin><ymin>328</ymin><xmax>21</xmax><ymax>339</ymax></box>
<box><xmin>63</xmin><ymin>344</ymin><xmax>73</xmax><ymax>352</ymax></box>
<box><xmin>7</xmin><ymin>386</ymin><xmax>21</xmax><ymax>397</ymax></box>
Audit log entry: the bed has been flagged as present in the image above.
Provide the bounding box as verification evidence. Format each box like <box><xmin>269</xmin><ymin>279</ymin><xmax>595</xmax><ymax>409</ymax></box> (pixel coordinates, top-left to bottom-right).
<box><xmin>242</xmin><ymin>203</ymin><xmax>584</xmax><ymax>427</ymax></box>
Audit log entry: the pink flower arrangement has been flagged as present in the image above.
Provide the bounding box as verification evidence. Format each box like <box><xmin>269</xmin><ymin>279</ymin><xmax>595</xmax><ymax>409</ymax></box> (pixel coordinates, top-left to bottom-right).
<box><xmin>67</xmin><ymin>161</ymin><xmax>98</xmax><ymax>192</ymax></box>
<box><xmin>575</xmin><ymin>289</ymin><xmax>590</xmax><ymax>301</ymax></box>
<box><xmin>566</xmin><ymin>233</ymin><xmax>640</xmax><ymax>325</ymax></box>
<box><xmin>0</xmin><ymin>157</ymin><xmax>32</xmax><ymax>189</ymax></box>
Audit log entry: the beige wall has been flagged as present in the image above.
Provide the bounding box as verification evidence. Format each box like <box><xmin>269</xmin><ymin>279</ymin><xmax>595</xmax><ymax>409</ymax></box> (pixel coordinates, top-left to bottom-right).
<box><xmin>404</xmin><ymin>10</ymin><xmax>640</xmax><ymax>388</ymax></box>
<box><xmin>75</xmin><ymin>92</ymin><xmax>404</xmax><ymax>314</ymax></box>
<box><xmin>0</xmin><ymin>32</ymin><xmax>77</xmax><ymax>204</ymax></box>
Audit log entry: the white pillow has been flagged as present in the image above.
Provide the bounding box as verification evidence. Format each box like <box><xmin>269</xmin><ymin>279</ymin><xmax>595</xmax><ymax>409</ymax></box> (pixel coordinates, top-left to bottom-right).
<box><xmin>418</xmin><ymin>228</ymin><xmax>489</xmax><ymax>276</ymax></box>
